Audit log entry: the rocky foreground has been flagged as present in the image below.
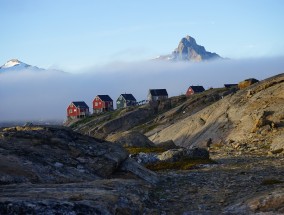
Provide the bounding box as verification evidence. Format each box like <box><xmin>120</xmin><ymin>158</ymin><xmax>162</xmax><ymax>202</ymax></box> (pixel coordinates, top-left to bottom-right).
<box><xmin>0</xmin><ymin>125</ymin><xmax>283</xmax><ymax>214</ymax></box>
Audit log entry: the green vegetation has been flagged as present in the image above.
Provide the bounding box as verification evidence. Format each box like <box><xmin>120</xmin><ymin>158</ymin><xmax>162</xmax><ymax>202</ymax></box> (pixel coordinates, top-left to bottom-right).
<box><xmin>145</xmin><ymin>158</ymin><xmax>215</xmax><ymax>171</ymax></box>
<box><xmin>69</xmin><ymin>115</ymin><xmax>97</xmax><ymax>128</ymax></box>
<box><xmin>261</xmin><ymin>178</ymin><xmax>283</xmax><ymax>185</ymax></box>
<box><xmin>125</xmin><ymin>146</ymin><xmax>166</xmax><ymax>154</ymax></box>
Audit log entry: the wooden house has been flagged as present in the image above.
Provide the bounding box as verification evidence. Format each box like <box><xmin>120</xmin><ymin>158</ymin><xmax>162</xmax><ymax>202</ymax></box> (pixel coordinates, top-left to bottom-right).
<box><xmin>93</xmin><ymin>95</ymin><xmax>113</xmax><ymax>113</ymax></box>
<box><xmin>116</xmin><ymin>94</ymin><xmax>137</xmax><ymax>109</ymax></box>
<box><xmin>148</xmin><ymin>89</ymin><xmax>168</xmax><ymax>101</ymax></box>
<box><xmin>224</xmin><ymin>84</ymin><xmax>238</xmax><ymax>89</ymax></box>
<box><xmin>186</xmin><ymin>86</ymin><xmax>205</xmax><ymax>96</ymax></box>
<box><xmin>67</xmin><ymin>101</ymin><xmax>89</xmax><ymax>119</ymax></box>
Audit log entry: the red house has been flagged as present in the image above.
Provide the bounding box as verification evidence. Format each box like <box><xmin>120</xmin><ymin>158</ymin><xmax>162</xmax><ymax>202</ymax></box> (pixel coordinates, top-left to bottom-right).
<box><xmin>93</xmin><ymin>95</ymin><xmax>113</xmax><ymax>113</ymax></box>
<box><xmin>186</xmin><ymin>86</ymin><xmax>205</xmax><ymax>96</ymax></box>
<box><xmin>67</xmin><ymin>101</ymin><xmax>90</xmax><ymax>119</ymax></box>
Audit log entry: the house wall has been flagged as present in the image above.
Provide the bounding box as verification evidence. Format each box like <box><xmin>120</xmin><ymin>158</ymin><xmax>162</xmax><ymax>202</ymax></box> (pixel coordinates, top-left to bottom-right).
<box><xmin>93</xmin><ymin>97</ymin><xmax>104</xmax><ymax>110</ymax></box>
<box><xmin>67</xmin><ymin>104</ymin><xmax>79</xmax><ymax>117</ymax></box>
<box><xmin>186</xmin><ymin>87</ymin><xmax>194</xmax><ymax>96</ymax></box>
<box><xmin>116</xmin><ymin>96</ymin><xmax>125</xmax><ymax>109</ymax></box>
<box><xmin>93</xmin><ymin>96</ymin><xmax>113</xmax><ymax>113</ymax></box>
<box><xmin>67</xmin><ymin>104</ymin><xmax>89</xmax><ymax>118</ymax></box>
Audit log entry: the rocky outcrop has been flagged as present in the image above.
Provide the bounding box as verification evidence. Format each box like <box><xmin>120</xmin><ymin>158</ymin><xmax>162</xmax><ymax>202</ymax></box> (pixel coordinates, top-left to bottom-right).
<box><xmin>0</xmin><ymin>126</ymin><xmax>160</xmax><ymax>184</ymax></box>
<box><xmin>224</xmin><ymin>189</ymin><xmax>284</xmax><ymax>214</ymax></box>
<box><xmin>107</xmin><ymin>131</ymin><xmax>155</xmax><ymax>147</ymax></box>
<box><xmin>158</xmin><ymin>148</ymin><xmax>209</xmax><ymax>162</ymax></box>
<box><xmin>0</xmin><ymin>125</ymin><xmax>161</xmax><ymax>214</ymax></box>
<box><xmin>149</xmin><ymin>73</ymin><xmax>284</xmax><ymax>149</ymax></box>
<box><xmin>156</xmin><ymin>35</ymin><xmax>221</xmax><ymax>62</ymax></box>
<box><xmin>0</xmin><ymin>126</ymin><xmax>129</xmax><ymax>184</ymax></box>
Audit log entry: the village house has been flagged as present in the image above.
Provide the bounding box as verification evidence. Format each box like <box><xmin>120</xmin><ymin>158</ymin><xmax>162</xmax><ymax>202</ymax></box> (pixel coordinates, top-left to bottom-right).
<box><xmin>93</xmin><ymin>95</ymin><xmax>113</xmax><ymax>113</ymax></box>
<box><xmin>116</xmin><ymin>94</ymin><xmax>137</xmax><ymax>109</ymax></box>
<box><xmin>224</xmin><ymin>84</ymin><xmax>238</xmax><ymax>89</ymax></box>
<box><xmin>67</xmin><ymin>101</ymin><xmax>89</xmax><ymax>119</ymax></box>
<box><xmin>148</xmin><ymin>89</ymin><xmax>168</xmax><ymax>101</ymax></box>
<box><xmin>186</xmin><ymin>86</ymin><xmax>205</xmax><ymax>96</ymax></box>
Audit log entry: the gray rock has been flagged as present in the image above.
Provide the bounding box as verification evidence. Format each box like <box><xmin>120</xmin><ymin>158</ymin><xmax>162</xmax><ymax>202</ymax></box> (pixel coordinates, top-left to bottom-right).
<box><xmin>158</xmin><ymin>147</ymin><xmax>209</xmax><ymax>162</ymax></box>
<box><xmin>120</xmin><ymin>158</ymin><xmax>159</xmax><ymax>184</ymax></box>
<box><xmin>270</xmin><ymin>134</ymin><xmax>284</xmax><ymax>151</ymax></box>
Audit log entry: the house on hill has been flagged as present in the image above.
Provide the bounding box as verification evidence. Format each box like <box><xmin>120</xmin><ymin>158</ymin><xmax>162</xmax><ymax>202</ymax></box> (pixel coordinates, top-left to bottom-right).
<box><xmin>93</xmin><ymin>95</ymin><xmax>113</xmax><ymax>113</ymax></box>
<box><xmin>148</xmin><ymin>89</ymin><xmax>168</xmax><ymax>101</ymax></box>
<box><xmin>224</xmin><ymin>84</ymin><xmax>238</xmax><ymax>89</ymax></box>
<box><xmin>67</xmin><ymin>101</ymin><xmax>89</xmax><ymax>119</ymax></box>
<box><xmin>116</xmin><ymin>94</ymin><xmax>137</xmax><ymax>109</ymax></box>
<box><xmin>186</xmin><ymin>86</ymin><xmax>205</xmax><ymax>96</ymax></box>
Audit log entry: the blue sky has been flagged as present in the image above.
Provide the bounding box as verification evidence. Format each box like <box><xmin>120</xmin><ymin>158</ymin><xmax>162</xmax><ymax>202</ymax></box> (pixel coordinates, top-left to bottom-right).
<box><xmin>1</xmin><ymin>0</ymin><xmax>284</xmax><ymax>71</ymax></box>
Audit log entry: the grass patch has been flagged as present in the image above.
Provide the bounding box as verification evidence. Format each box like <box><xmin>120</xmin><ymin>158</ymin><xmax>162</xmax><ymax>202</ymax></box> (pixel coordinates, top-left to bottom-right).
<box><xmin>125</xmin><ymin>146</ymin><xmax>166</xmax><ymax>154</ymax></box>
<box><xmin>145</xmin><ymin>158</ymin><xmax>215</xmax><ymax>171</ymax></box>
<box><xmin>70</xmin><ymin>115</ymin><xmax>96</xmax><ymax>128</ymax></box>
<box><xmin>261</xmin><ymin>178</ymin><xmax>283</xmax><ymax>185</ymax></box>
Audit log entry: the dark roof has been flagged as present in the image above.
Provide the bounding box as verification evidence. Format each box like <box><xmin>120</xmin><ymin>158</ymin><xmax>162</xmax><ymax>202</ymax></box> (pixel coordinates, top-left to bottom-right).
<box><xmin>72</xmin><ymin>101</ymin><xmax>89</xmax><ymax>109</ymax></box>
<box><xmin>149</xmin><ymin>89</ymin><xmax>168</xmax><ymax>96</ymax></box>
<box><xmin>244</xmin><ymin>78</ymin><xmax>259</xmax><ymax>83</ymax></box>
<box><xmin>120</xmin><ymin>94</ymin><xmax>136</xmax><ymax>101</ymax></box>
<box><xmin>189</xmin><ymin>86</ymin><xmax>205</xmax><ymax>93</ymax></box>
<box><xmin>224</xmin><ymin>84</ymin><xmax>238</xmax><ymax>88</ymax></box>
<box><xmin>97</xmin><ymin>95</ymin><xmax>113</xmax><ymax>102</ymax></box>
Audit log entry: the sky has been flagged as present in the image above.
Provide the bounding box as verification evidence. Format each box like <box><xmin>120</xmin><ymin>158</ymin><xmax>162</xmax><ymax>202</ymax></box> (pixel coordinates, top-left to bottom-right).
<box><xmin>1</xmin><ymin>1</ymin><xmax>284</xmax><ymax>123</ymax></box>
<box><xmin>1</xmin><ymin>0</ymin><xmax>284</xmax><ymax>71</ymax></box>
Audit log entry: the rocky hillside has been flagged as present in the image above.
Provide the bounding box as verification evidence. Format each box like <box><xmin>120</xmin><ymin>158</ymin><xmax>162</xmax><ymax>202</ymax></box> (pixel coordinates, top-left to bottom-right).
<box><xmin>149</xmin><ymin>73</ymin><xmax>284</xmax><ymax>151</ymax></box>
<box><xmin>155</xmin><ymin>35</ymin><xmax>221</xmax><ymax>61</ymax></box>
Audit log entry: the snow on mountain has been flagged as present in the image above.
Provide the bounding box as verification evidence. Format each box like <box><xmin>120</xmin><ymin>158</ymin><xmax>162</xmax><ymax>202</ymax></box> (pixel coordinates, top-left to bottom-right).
<box><xmin>0</xmin><ymin>59</ymin><xmax>44</xmax><ymax>73</ymax></box>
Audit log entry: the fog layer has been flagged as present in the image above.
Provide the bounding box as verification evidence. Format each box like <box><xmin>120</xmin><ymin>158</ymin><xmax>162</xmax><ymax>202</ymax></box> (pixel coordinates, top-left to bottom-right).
<box><xmin>0</xmin><ymin>58</ymin><xmax>283</xmax><ymax>122</ymax></box>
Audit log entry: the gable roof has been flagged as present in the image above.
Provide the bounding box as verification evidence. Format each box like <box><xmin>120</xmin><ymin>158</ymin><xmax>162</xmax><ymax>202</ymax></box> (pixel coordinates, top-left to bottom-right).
<box><xmin>189</xmin><ymin>86</ymin><xmax>205</xmax><ymax>93</ymax></box>
<box><xmin>224</xmin><ymin>84</ymin><xmax>238</xmax><ymax>88</ymax></box>
<box><xmin>72</xmin><ymin>101</ymin><xmax>89</xmax><ymax>109</ymax></box>
<box><xmin>97</xmin><ymin>95</ymin><xmax>113</xmax><ymax>102</ymax></box>
<box><xmin>149</xmin><ymin>89</ymin><xmax>168</xmax><ymax>96</ymax></box>
<box><xmin>120</xmin><ymin>94</ymin><xmax>136</xmax><ymax>101</ymax></box>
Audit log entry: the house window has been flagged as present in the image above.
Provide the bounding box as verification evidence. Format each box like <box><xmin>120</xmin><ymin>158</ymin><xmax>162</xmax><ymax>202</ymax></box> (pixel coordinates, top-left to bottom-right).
<box><xmin>95</xmin><ymin>102</ymin><xmax>98</xmax><ymax>106</ymax></box>
<box><xmin>69</xmin><ymin>109</ymin><xmax>73</xmax><ymax>113</ymax></box>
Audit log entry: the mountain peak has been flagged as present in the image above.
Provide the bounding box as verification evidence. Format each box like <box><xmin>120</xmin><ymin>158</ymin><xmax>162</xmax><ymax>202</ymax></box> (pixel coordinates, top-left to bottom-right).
<box><xmin>182</xmin><ymin>35</ymin><xmax>197</xmax><ymax>45</ymax></box>
<box><xmin>1</xmin><ymin>59</ymin><xmax>24</xmax><ymax>68</ymax></box>
<box><xmin>155</xmin><ymin>35</ymin><xmax>222</xmax><ymax>62</ymax></box>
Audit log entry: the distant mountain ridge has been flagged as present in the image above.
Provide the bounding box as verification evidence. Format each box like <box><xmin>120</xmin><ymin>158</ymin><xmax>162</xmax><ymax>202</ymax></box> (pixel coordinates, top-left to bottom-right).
<box><xmin>0</xmin><ymin>59</ymin><xmax>65</xmax><ymax>74</ymax></box>
<box><xmin>155</xmin><ymin>35</ymin><xmax>222</xmax><ymax>62</ymax></box>
<box><xmin>0</xmin><ymin>59</ymin><xmax>44</xmax><ymax>73</ymax></box>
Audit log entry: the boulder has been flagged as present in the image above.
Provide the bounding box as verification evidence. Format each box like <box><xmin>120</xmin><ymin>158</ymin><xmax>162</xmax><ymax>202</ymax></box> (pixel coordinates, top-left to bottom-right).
<box><xmin>155</xmin><ymin>140</ymin><xmax>180</xmax><ymax>150</ymax></box>
<box><xmin>107</xmin><ymin>131</ymin><xmax>154</xmax><ymax>148</ymax></box>
<box><xmin>158</xmin><ymin>148</ymin><xmax>209</xmax><ymax>162</ymax></box>
<box><xmin>270</xmin><ymin>134</ymin><xmax>284</xmax><ymax>151</ymax></box>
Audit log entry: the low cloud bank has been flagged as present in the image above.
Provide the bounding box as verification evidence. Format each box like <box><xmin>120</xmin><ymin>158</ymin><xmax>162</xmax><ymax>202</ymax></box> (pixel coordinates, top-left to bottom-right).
<box><xmin>0</xmin><ymin>57</ymin><xmax>283</xmax><ymax>122</ymax></box>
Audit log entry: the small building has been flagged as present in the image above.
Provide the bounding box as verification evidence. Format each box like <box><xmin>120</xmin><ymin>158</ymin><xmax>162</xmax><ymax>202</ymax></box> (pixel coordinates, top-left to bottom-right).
<box><xmin>67</xmin><ymin>101</ymin><xmax>89</xmax><ymax>119</ymax></box>
<box><xmin>224</xmin><ymin>84</ymin><xmax>238</xmax><ymax>89</ymax></box>
<box><xmin>148</xmin><ymin>89</ymin><xmax>168</xmax><ymax>101</ymax></box>
<box><xmin>93</xmin><ymin>95</ymin><xmax>113</xmax><ymax>113</ymax></box>
<box><xmin>186</xmin><ymin>86</ymin><xmax>205</xmax><ymax>96</ymax></box>
<box><xmin>116</xmin><ymin>94</ymin><xmax>137</xmax><ymax>109</ymax></box>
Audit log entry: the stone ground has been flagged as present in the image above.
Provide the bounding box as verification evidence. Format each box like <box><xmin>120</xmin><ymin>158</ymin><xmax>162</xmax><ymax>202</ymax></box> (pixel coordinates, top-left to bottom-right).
<box><xmin>147</xmin><ymin>145</ymin><xmax>284</xmax><ymax>215</ymax></box>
